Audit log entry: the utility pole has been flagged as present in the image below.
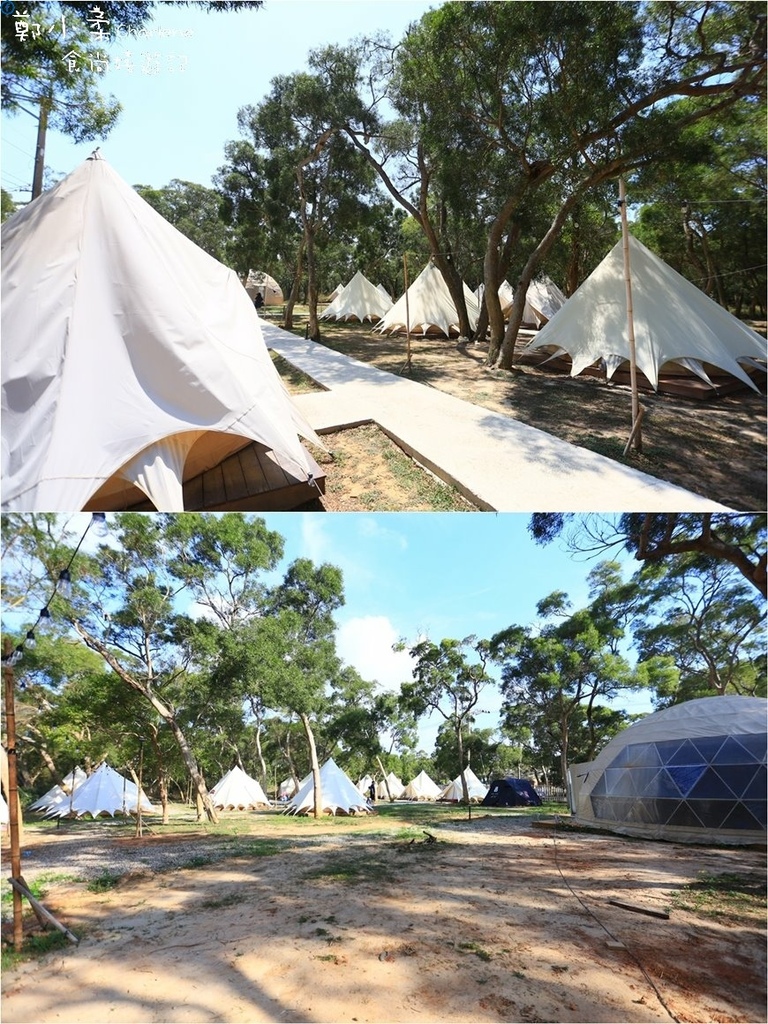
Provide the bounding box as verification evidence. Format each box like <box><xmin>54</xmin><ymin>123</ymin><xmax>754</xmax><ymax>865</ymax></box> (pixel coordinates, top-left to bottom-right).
<box><xmin>31</xmin><ymin>91</ymin><xmax>53</xmax><ymax>200</ymax></box>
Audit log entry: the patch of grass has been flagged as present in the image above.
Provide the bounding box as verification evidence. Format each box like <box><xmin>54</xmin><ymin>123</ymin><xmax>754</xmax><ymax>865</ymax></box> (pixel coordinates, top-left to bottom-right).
<box><xmin>228</xmin><ymin>838</ymin><xmax>285</xmax><ymax>858</ymax></box>
<box><xmin>670</xmin><ymin>871</ymin><xmax>767</xmax><ymax>924</ymax></box>
<box><xmin>304</xmin><ymin>851</ymin><xmax>398</xmax><ymax>885</ymax></box>
<box><xmin>2</xmin><ymin>931</ymin><xmax>71</xmax><ymax>971</ymax></box>
<box><xmin>199</xmin><ymin>892</ymin><xmax>241</xmax><ymax>910</ymax></box>
<box><xmin>458</xmin><ymin>941</ymin><xmax>493</xmax><ymax>962</ymax></box>
<box><xmin>179</xmin><ymin>854</ymin><xmax>215</xmax><ymax>869</ymax></box>
<box><xmin>381</xmin><ymin>442</ymin><xmax>474</xmax><ymax>511</ymax></box>
<box><xmin>271</xmin><ymin>352</ymin><xmax>325</xmax><ymax>394</ymax></box>
<box><xmin>87</xmin><ymin>873</ymin><xmax>122</xmax><ymax>893</ymax></box>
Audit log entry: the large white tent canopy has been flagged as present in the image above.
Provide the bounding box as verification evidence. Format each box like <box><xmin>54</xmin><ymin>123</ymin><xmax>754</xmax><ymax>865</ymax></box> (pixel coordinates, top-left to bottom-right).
<box><xmin>374</xmin><ymin>261</ymin><xmax>480</xmax><ymax>337</ymax></box>
<box><xmin>402</xmin><ymin>770</ymin><xmax>442</xmax><ymax>801</ymax></box>
<box><xmin>320</xmin><ymin>270</ymin><xmax>393</xmax><ymax>322</ymax></box>
<box><xmin>1</xmin><ymin>153</ymin><xmax>320</xmax><ymax>512</ymax></box>
<box><xmin>376</xmin><ymin>772</ymin><xmax>405</xmax><ymax>799</ymax></box>
<box><xmin>438</xmin><ymin>767</ymin><xmax>488</xmax><ymax>803</ymax></box>
<box><xmin>45</xmin><ymin>762</ymin><xmax>154</xmax><ymax>819</ymax></box>
<box><xmin>525</xmin><ymin>236</ymin><xmax>766</xmax><ymax>391</ymax></box>
<box><xmin>286</xmin><ymin>758</ymin><xmax>371</xmax><ymax>816</ymax></box>
<box><xmin>209</xmin><ymin>765</ymin><xmax>270</xmax><ymax>810</ymax></box>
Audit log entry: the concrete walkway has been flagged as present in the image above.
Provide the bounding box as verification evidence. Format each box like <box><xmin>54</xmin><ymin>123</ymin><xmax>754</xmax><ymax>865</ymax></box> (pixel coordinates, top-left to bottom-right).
<box><xmin>261</xmin><ymin>322</ymin><xmax>730</xmax><ymax>512</ymax></box>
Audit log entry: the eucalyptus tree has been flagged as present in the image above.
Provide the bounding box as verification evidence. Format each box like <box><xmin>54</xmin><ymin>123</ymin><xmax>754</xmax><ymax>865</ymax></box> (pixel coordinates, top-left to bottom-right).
<box><xmin>529</xmin><ymin>513</ymin><xmax>767</xmax><ymax>598</ymax></box>
<box><xmin>490</xmin><ymin>591</ymin><xmax>650</xmax><ymax>787</ymax></box>
<box><xmin>2</xmin><ymin>2</ymin><xmax>264</xmax><ymax>198</ymax></box>
<box><xmin>631</xmin><ymin>97</ymin><xmax>767</xmax><ymax>314</ymax></box>
<box><xmin>385</xmin><ymin>1</ymin><xmax>766</xmax><ymax>368</ymax></box>
<box><xmin>631</xmin><ymin>553</ymin><xmax>767</xmax><ymax>705</ymax></box>
<box><xmin>3</xmin><ymin>512</ymin><xmax>287</xmax><ymax>823</ymax></box>
<box><xmin>398</xmin><ymin>636</ymin><xmax>495</xmax><ymax>807</ymax></box>
<box><xmin>219</xmin><ymin>42</ymin><xmax>386</xmax><ymax>338</ymax></box>
<box><xmin>215</xmin><ymin>558</ymin><xmax>347</xmax><ymax>818</ymax></box>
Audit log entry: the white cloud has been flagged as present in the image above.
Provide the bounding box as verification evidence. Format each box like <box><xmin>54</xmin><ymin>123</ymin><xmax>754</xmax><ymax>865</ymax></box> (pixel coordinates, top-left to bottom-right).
<box><xmin>357</xmin><ymin>517</ymin><xmax>408</xmax><ymax>551</ymax></box>
<box><xmin>336</xmin><ymin>615</ymin><xmax>414</xmax><ymax>692</ymax></box>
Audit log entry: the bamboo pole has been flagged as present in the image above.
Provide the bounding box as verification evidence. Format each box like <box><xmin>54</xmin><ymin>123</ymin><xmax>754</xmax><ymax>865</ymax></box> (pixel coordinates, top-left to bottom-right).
<box><xmin>618</xmin><ymin>178</ymin><xmax>642</xmax><ymax>454</ymax></box>
<box><xmin>3</xmin><ymin>639</ymin><xmax>23</xmax><ymax>951</ymax></box>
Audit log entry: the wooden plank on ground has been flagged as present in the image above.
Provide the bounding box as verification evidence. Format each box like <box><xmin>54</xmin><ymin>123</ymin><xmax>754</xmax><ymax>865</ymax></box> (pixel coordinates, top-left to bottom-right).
<box><xmin>608</xmin><ymin>898</ymin><xmax>670</xmax><ymax>920</ymax></box>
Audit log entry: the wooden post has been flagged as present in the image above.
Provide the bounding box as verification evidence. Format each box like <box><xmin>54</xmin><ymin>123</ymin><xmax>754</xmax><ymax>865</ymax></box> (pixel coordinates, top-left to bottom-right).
<box><xmin>618</xmin><ymin>178</ymin><xmax>642</xmax><ymax>453</ymax></box>
<box><xmin>135</xmin><ymin>741</ymin><xmax>144</xmax><ymax>839</ymax></box>
<box><xmin>3</xmin><ymin>639</ymin><xmax>24</xmax><ymax>951</ymax></box>
<box><xmin>402</xmin><ymin>253</ymin><xmax>412</xmax><ymax>374</ymax></box>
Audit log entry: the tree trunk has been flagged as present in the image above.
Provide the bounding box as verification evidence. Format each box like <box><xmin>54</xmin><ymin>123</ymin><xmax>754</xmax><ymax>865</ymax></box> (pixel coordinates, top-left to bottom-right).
<box><xmin>283</xmin><ymin>236</ymin><xmax>305</xmax><ymax>331</ymax></box>
<box><xmin>495</xmin><ymin>189</ymin><xmax>589</xmax><ymax>369</ymax></box>
<box><xmin>148</xmin><ymin>724</ymin><xmax>169</xmax><ymax>824</ymax></box>
<box><xmin>375</xmin><ymin>755</ymin><xmax>393</xmax><ymax>802</ymax></box>
<box><xmin>300</xmin><ymin>712</ymin><xmax>323</xmax><ymax>818</ymax></box>
<box><xmin>72</xmin><ymin>621</ymin><xmax>219</xmax><ymax>823</ymax></box>
<box><xmin>456</xmin><ymin>727</ymin><xmax>471</xmax><ymax>819</ymax></box>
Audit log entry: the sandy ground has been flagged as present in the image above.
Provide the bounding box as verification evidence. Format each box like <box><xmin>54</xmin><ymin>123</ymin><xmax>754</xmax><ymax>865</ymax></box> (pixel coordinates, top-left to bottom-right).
<box><xmin>2</xmin><ymin>813</ymin><xmax>766</xmax><ymax>1024</ymax></box>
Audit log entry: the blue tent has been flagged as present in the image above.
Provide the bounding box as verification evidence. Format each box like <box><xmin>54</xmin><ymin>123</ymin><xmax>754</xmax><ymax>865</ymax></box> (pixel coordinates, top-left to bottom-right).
<box><xmin>482</xmin><ymin>777</ymin><xmax>542</xmax><ymax>807</ymax></box>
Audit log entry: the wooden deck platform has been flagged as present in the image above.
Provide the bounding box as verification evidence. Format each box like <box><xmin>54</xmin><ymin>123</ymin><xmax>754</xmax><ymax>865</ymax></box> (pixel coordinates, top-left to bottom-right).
<box><xmin>515</xmin><ymin>344</ymin><xmax>766</xmax><ymax>400</ymax></box>
<box><xmin>85</xmin><ymin>440</ymin><xmax>325</xmax><ymax>512</ymax></box>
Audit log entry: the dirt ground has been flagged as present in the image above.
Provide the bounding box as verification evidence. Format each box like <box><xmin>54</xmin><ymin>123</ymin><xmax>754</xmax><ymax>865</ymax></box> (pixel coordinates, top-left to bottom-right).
<box><xmin>2</xmin><ymin>811</ymin><xmax>766</xmax><ymax>1024</ymax></box>
<box><xmin>273</xmin><ymin>317</ymin><xmax>767</xmax><ymax>512</ymax></box>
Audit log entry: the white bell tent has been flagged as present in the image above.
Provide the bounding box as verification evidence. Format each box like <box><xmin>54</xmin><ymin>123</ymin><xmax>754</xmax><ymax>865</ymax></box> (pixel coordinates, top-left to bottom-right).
<box><xmin>29</xmin><ymin>765</ymin><xmax>87</xmax><ymax>814</ymax></box>
<box><xmin>518</xmin><ymin>277</ymin><xmax>568</xmax><ymax>326</ymax></box>
<box><xmin>402</xmin><ymin>770</ymin><xmax>442</xmax><ymax>801</ymax></box>
<box><xmin>569</xmin><ymin>696</ymin><xmax>767</xmax><ymax>844</ymax></box>
<box><xmin>376</xmin><ymin>772</ymin><xmax>405</xmax><ymax>799</ymax></box>
<box><xmin>374</xmin><ymin>261</ymin><xmax>480</xmax><ymax>338</ymax></box>
<box><xmin>1</xmin><ymin>153</ymin><xmax>322</xmax><ymax>512</ymax></box>
<box><xmin>525</xmin><ymin>236</ymin><xmax>766</xmax><ymax>391</ymax></box>
<box><xmin>209</xmin><ymin>765</ymin><xmax>270</xmax><ymax>810</ymax></box>
<box><xmin>45</xmin><ymin>762</ymin><xmax>154</xmax><ymax>819</ymax></box>
<box><xmin>320</xmin><ymin>270</ymin><xmax>393</xmax><ymax>322</ymax></box>
<box><xmin>357</xmin><ymin>773</ymin><xmax>374</xmax><ymax>795</ymax></box>
<box><xmin>286</xmin><ymin>758</ymin><xmax>371</xmax><ymax>816</ymax></box>
<box><xmin>438</xmin><ymin>767</ymin><xmax>488</xmax><ymax>803</ymax></box>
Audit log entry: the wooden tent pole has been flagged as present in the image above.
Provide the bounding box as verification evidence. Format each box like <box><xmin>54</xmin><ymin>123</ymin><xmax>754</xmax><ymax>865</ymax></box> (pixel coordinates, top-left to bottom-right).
<box><xmin>619</xmin><ymin>177</ymin><xmax>642</xmax><ymax>454</ymax></box>
<box><xmin>3</xmin><ymin>639</ymin><xmax>24</xmax><ymax>951</ymax></box>
<box><xmin>401</xmin><ymin>253</ymin><xmax>412</xmax><ymax>374</ymax></box>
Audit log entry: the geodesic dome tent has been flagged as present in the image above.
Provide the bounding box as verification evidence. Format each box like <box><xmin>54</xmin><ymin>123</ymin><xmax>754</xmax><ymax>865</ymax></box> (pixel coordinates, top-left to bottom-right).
<box><xmin>244</xmin><ymin>269</ymin><xmax>283</xmax><ymax>305</ymax></box>
<box><xmin>568</xmin><ymin>696</ymin><xmax>767</xmax><ymax>844</ymax></box>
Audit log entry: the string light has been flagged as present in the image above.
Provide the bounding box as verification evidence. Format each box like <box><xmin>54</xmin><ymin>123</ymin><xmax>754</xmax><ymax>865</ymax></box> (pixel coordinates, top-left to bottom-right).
<box><xmin>2</xmin><ymin>513</ymin><xmax>109</xmax><ymax>667</ymax></box>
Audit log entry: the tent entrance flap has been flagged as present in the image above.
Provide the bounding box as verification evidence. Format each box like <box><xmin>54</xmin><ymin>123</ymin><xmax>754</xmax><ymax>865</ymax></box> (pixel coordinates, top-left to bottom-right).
<box><xmin>118</xmin><ymin>432</ymin><xmax>206</xmax><ymax>511</ymax></box>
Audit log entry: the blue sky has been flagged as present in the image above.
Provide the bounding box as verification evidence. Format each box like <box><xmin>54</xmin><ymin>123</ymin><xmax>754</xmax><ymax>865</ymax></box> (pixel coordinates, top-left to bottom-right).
<box><xmin>2</xmin><ymin>0</ymin><xmax>436</xmax><ymax>202</ymax></box>
<box><xmin>7</xmin><ymin>511</ymin><xmax>652</xmax><ymax>752</ymax></box>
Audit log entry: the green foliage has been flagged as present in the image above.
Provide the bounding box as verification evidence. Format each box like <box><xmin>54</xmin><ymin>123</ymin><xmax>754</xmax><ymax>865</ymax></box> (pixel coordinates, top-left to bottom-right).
<box><xmin>1</xmin><ymin>188</ymin><xmax>18</xmax><ymax>222</ymax></box>
<box><xmin>134</xmin><ymin>180</ymin><xmax>234</xmax><ymax>264</ymax></box>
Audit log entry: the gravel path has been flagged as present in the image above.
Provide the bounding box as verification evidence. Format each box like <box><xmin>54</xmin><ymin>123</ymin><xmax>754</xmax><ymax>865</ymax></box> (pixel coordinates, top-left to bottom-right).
<box><xmin>7</xmin><ymin>813</ymin><xmax>542</xmax><ymax>886</ymax></box>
